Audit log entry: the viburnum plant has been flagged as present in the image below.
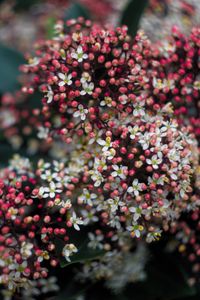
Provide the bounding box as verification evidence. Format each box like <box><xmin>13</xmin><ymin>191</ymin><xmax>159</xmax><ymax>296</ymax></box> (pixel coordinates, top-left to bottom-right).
<box><xmin>1</xmin><ymin>15</ymin><xmax>200</xmax><ymax>300</ymax></box>
<box><xmin>150</xmin><ymin>26</ymin><xmax>200</xmax><ymax>141</ymax></box>
<box><xmin>21</xmin><ymin>18</ymin><xmax>199</xmax><ymax>240</ymax></box>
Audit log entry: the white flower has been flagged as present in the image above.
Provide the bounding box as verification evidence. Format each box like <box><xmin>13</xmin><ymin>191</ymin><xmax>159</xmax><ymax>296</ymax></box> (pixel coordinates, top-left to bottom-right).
<box><xmin>148</xmin><ymin>174</ymin><xmax>165</xmax><ymax>186</ymax></box>
<box><xmin>180</xmin><ymin>180</ymin><xmax>190</xmax><ymax>198</ymax></box>
<box><xmin>146</xmin><ymin>230</ymin><xmax>162</xmax><ymax>243</ymax></box>
<box><xmin>153</xmin><ymin>77</ymin><xmax>175</xmax><ymax>90</ymax></box>
<box><xmin>71</xmin><ymin>46</ymin><xmax>88</xmax><ymax>62</ymax></box>
<box><xmin>88</xmin><ymin>233</ymin><xmax>104</xmax><ymax>250</ymax></box>
<box><xmin>80</xmin><ymin>72</ymin><xmax>91</xmax><ymax>84</ymax></box>
<box><xmin>167</xmin><ymin>149</ymin><xmax>181</xmax><ymax>162</ymax></box>
<box><xmin>111</xmin><ymin>165</ymin><xmax>127</xmax><ymax>180</ymax></box>
<box><xmin>194</xmin><ymin>80</ymin><xmax>200</xmax><ymax>90</ymax></box>
<box><xmin>153</xmin><ymin>77</ymin><xmax>164</xmax><ymax>89</ymax></box>
<box><xmin>81</xmin><ymin>209</ymin><xmax>98</xmax><ymax>225</ymax></box>
<box><xmin>107</xmin><ymin>197</ymin><xmax>124</xmax><ymax>213</ymax></box>
<box><xmin>70</xmin><ymin>212</ymin><xmax>84</xmax><ymax>231</ymax></box>
<box><xmin>100</xmin><ymin>96</ymin><xmax>112</xmax><ymax>107</ymax></box>
<box><xmin>37</xmin><ymin>126</ymin><xmax>49</xmax><ymax>139</ymax></box>
<box><xmin>132</xmin><ymin>100</ymin><xmax>145</xmax><ymax>116</ymax></box>
<box><xmin>146</xmin><ymin>152</ymin><xmax>163</xmax><ymax>169</ymax></box>
<box><xmin>79</xmin><ymin>188</ymin><xmax>97</xmax><ymax>206</ymax></box>
<box><xmin>119</xmin><ymin>95</ymin><xmax>128</xmax><ymax>104</ymax></box>
<box><xmin>26</xmin><ymin>57</ymin><xmax>40</xmax><ymax>67</ymax></box>
<box><xmin>80</xmin><ymin>82</ymin><xmax>94</xmax><ymax>95</ymax></box>
<box><xmin>9</xmin><ymin>261</ymin><xmax>27</xmax><ymax>278</ymax></box>
<box><xmin>41</xmin><ymin>169</ymin><xmax>60</xmax><ymax>182</ymax></box>
<box><xmin>73</xmin><ymin>104</ymin><xmax>88</xmax><ymax>120</ymax></box>
<box><xmin>7</xmin><ymin>207</ymin><xmax>18</xmax><ymax>220</ymax></box>
<box><xmin>39</xmin><ymin>277</ymin><xmax>59</xmax><ymax>294</ymax></box>
<box><xmin>90</xmin><ymin>170</ymin><xmax>104</xmax><ymax>187</ymax></box>
<box><xmin>20</xmin><ymin>242</ymin><xmax>33</xmax><ymax>258</ymax></box>
<box><xmin>138</xmin><ymin>132</ymin><xmax>150</xmax><ymax>150</ymax></box>
<box><xmin>58</xmin><ymin>73</ymin><xmax>73</xmax><ymax>86</ymax></box>
<box><xmin>39</xmin><ymin>181</ymin><xmax>62</xmax><ymax>198</ymax></box>
<box><xmin>128</xmin><ymin>125</ymin><xmax>139</xmax><ymax>139</ymax></box>
<box><xmin>62</xmin><ymin>244</ymin><xmax>78</xmax><ymax>262</ymax></box>
<box><xmin>97</xmin><ymin>136</ymin><xmax>112</xmax><ymax>152</ymax></box>
<box><xmin>89</xmin><ymin>130</ymin><xmax>104</xmax><ymax>145</ymax></box>
<box><xmin>129</xmin><ymin>206</ymin><xmax>142</xmax><ymax>222</ymax></box>
<box><xmin>163</xmin><ymin>79</ymin><xmax>175</xmax><ymax>90</ymax></box>
<box><xmin>127</xmin><ymin>179</ymin><xmax>143</xmax><ymax>196</ymax></box>
<box><xmin>160</xmin><ymin>120</ymin><xmax>177</xmax><ymax>136</ymax></box>
<box><xmin>94</xmin><ymin>157</ymin><xmax>107</xmax><ymax>170</ymax></box>
<box><xmin>45</xmin><ymin>85</ymin><xmax>54</xmax><ymax>103</ymax></box>
<box><xmin>103</xmin><ymin>148</ymin><xmax>116</xmax><ymax>160</ymax></box>
<box><xmin>126</xmin><ymin>224</ymin><xmax>142</xmax><ymax>238</ymax></box>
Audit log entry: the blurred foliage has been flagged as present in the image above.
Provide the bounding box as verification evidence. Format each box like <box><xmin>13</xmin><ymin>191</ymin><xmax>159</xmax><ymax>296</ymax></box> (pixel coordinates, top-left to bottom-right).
<box><xmin>121</xmin><ymin>0</ymin><xmax>149</xmax><ymax>36</ymax></box>
<box><xmin>55</xmin><ymin>228</ymin><xmax>105</xmax><ymax>268</ymax></box>
<box><xmin>64</xmin><ymin>2</ymin><xmax>90</xmax><ymax>22</ymax></box>
<box><xmin>0</xmin><ymin>44</ymin><xmax>25</xmax><ymax>93</ymax></box>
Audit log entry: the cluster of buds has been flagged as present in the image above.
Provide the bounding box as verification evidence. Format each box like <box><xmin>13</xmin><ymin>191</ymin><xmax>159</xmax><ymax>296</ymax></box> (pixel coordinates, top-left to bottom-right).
<box><xmin>21</xmin><ymin>18</ymin><xmax>157</xmax><ymax>143</ymax></box>
<box><xmin>151</xmin><ymin>26</ymin><xmax>200</xmax><ymax>142</ymax></box>
<box><xmin>0</xmin><ymin>155</ymin><xmax>85</xmax><ymax>293</ymax></box>
<box><xmin>21</xmin><ymin>19</ymin><xmax>199</xmax><ymax>242</ymax></box>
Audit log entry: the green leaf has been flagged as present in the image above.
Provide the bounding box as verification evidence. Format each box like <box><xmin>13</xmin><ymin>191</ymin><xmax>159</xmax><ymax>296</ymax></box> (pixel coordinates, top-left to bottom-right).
<box><xmin>46</xmin><ymin>17</ymin><xmax>57</xmax><ymax>39</ymax></box>
<box><xmin>54</xmin><ymin>228</ymin><xmax>105</xmax><ymax>268</ymax></box>
<box><xmin>0</xmin><ymin>44</ymin><xmax>25</xmax><ymax>92</ymax></box>
<box><xmin>64</xmin><ymin>2</ymin><xmax>90</xmax><ymax>21</ymax></box>
<box><xmin>120</xmin><ymin>0</ymin><xmax>149</xmax><ymax>37</ymax></box>
<box><xmin>61</xmin><ymin>241</ymin><xmax>105</xmax><ymax>267</ymax></box>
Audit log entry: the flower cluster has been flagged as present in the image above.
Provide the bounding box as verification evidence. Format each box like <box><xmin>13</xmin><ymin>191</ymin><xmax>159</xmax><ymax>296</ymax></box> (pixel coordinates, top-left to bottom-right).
<box><xmin>151</xmin><ymin>26</ymin><xmax>200</xmax><ymax>142</ymax></box>
<box><xmin>22</xmin><ymin>19</ymin><xmax>199</xmax><ymax>242</ymax></box>
<box><xmin>22</xmin><ymin>18</ymin><xmax>157</xmax><ymax>143</ymax></box>
<box><xmin>0</xmin><ymin>155</ymin><xmax>84</xmax><ymax>294</ymax></box>
<box><xmin>1</xmin><ymin>276</ymin><xmax>59</xmax><ymax>300</ymax></box>
<box><xmin>2</xmin><ymin>16</ymin><xmax>200</xmax><ymax>297</ymax></box>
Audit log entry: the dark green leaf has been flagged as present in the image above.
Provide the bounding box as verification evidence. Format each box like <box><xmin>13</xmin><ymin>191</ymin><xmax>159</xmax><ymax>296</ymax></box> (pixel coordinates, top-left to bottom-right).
<box><xmin>120</xmin><ymin>0</ymin><xmax>149</xmax><ymax>37</ymax></box>
<box><xmin>46</xmin><ymin>17</ymin><xmax>57</xmax><ymax>39</ymax></box>
<box><xmin>54</xmin><ymin>227</ymin><xmax>105</xmax><ymax>268</ymax></box>
<box><xmin>64</xmin><ymin>2</ymin><xmax>90</xmax><ymax>21</ymax></box>
<box><xmin>0</xmin><ymin>44</ymin><xmax>25</xmax><ymax>92</ymax></box>
<box><xmin>55</xmin><ymin>236</ymin><xmax>105</xmax><ymax>268</ymax></box>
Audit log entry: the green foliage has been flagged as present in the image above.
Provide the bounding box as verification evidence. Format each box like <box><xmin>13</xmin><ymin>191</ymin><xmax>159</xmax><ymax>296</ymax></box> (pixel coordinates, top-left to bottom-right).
<box><xmin>55</xmin><ymin>229</ymin><xmax>105</xmax><ymax>268</ymax></box>
<box><xmin>0</xmin><ymin>44</ymin><xmax>25</xmax><ymax>92</ymax></box>
<box><xmin>120</xmin><ymin>0</ymin><xmax>149</xmax><ymax>36</ymax></box>
<box><xmin>64</xmin><ymin>2</ymin><xmax>90</xmax><ymax>21</ymax></box>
